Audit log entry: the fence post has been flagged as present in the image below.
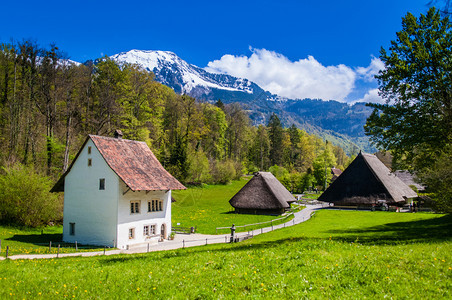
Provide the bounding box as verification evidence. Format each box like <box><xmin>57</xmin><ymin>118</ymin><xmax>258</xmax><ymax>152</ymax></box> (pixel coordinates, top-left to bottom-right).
<box><xmin>57</xmin><ymin>244</ymin><xmax>60</xmax><ymax>258</ymax></box>
<box><xmin>261</xmin><ymin>227</ymin><xmax>263</xmax><ymax>234</ymax></box>
<box><xmin>147</xmin><ymin>243</ymin><xmax>150</xmax><ymax>253</ymax></box>
<box><xmin>49</xmin><ymin>241</ymin><xmax>52</xmax><ymax>253</ymax></box>
<box><xmin>206</xmin><ymin>238</ymin><xmax>208</xmax><ymax>245</ymax></box>
<box><xmin>225</xmin><ymin>236</ymin><xmax>227</xmax><ymax>243</ymax></box>
<box><xmin>75</xmin><ymin>241</ymin><xmax>78</xmax><ymax>251</ymax></box>
<box><xmin>183</xmin><ymin>240</ymin><xmax>185</xmax><ymax>249</ymax></box>
<box><xmin>293</xmin><ymin>219</ymin><xmax>295</xmax><ymax>225</ymax></box>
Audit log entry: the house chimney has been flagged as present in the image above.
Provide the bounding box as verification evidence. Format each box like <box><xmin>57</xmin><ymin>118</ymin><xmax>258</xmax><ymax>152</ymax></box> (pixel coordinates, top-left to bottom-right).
<box><xmin>114</xmin><ymin>130</ymin><xmax>123</xmax><ymax>139</ymax></box>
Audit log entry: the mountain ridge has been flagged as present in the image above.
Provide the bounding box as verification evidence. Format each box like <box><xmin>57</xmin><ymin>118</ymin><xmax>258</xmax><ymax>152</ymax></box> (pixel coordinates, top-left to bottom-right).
<box><xmin>110</xmin><ymin>49</ymin><xmax>375</xmax><ymax>153</ymax></box>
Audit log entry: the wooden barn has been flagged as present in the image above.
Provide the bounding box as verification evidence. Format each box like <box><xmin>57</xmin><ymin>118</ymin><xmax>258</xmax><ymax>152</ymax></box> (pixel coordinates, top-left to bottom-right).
<box><xmin>318</xmin><ymin>152</ymin><xmax>417</xmax><ymax>206</ymax></box>
<box><xmin>229</xmin><ymin>172</ymin><xmax>296</xmax><ymax>215</ymax></box>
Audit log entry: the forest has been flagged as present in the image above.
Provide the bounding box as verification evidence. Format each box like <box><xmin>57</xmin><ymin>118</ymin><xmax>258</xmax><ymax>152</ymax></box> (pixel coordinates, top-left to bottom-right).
<box><xmin>0</xmin><ymin>40</ymin><xmax>351</xmax><ymax>203</ymax></box>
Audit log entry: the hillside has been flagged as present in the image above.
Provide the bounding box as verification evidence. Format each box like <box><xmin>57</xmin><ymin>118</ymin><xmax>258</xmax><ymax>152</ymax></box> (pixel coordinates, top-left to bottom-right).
<box><xmin>111</xmin><ymin>50</ymin><xmax>376</xmax><ymax>153</ymax></box>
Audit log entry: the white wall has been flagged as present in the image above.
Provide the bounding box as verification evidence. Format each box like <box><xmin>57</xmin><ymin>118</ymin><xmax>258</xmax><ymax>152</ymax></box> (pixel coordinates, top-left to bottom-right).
<box><xmin>116</xmin><ymin>181</ymin><xmax>172</xmax><ymax>249</ymax></box>
<box><xmin>62</xmin><ymin>139</ymin><xmax>119</xmax><ymax>247</ymax></box>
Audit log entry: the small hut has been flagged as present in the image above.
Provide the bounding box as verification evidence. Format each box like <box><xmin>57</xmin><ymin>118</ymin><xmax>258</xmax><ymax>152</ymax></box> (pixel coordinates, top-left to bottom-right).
<box><xmin>229</xmin><ymin>172</ymin><xmax>296</xmax><ymax>215</ymax></box>
<box><xmin>331</xmin><ymin>167</ymin><xmax>343</xmax><ymax>182</ymax></box>
<box><xmin>318</xmin><ymin>152</ymin><xmax>417</xmax><ymax>206</ymax></box>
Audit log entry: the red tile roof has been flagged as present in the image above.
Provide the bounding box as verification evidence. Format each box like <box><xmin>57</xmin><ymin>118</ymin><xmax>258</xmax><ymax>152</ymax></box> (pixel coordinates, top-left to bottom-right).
<box><xmin>51</xmin><ymin>135</ymin><xmax>185</xmax><ymax>192</ymax></box>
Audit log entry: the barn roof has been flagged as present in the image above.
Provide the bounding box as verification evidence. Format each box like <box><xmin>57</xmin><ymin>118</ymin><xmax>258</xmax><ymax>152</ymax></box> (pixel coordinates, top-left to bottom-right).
<box><xmin>51</xmin><ymin>134</ymin><xmax>186</xmax><ymax>192</ymax></box>
<box><xmin>393</xmin><ymin>170</ymin><xmax>425</xmax><ymax>192</ymax></box>
<box><xmin>331</xmin><ymin>167</ymin><xmax>342</xmax><ymax>177</ymax></box>
<box><xmin>318</xmin><ymin>152</ymin><xmax>417</xmax><ymax>204</ymax></box>
<box><xmin>229</xmin><ymin>172</ymin><xmax>294</xmax><ymax>210</ymax></box>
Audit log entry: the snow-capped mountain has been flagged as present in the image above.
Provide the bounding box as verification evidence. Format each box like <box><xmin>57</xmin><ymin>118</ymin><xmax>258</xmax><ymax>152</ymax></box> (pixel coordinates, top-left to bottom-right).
<box><xmin>110</xmin><ymin>50</ymin><xmax>270</xmax><ymax>100</ymax></box>
<box><xmin>108</xmin><ymin>49</ymin><xmax>374</xmax><ymax>153</ymax></box>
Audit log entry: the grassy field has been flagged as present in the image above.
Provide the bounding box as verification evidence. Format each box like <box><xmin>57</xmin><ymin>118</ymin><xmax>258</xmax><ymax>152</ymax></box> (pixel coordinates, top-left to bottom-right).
<box><xmin>0</xmin><ymin>226</ymin><xmax>105</xmax><ymax>256</ymax></box>
<box><xmin>0</xmin><ymin>178</ymin><xmax>296</xmax><ymax>255</ymax></box>
<box><xmin>172</xmin><ymin>177</ymin><xmax>295</xmax><ymax>234</ymax></box>
<box><xmin>1</xmin><ymin>210</ymin><xmax>450</xmax><ymax>299</ymax></box>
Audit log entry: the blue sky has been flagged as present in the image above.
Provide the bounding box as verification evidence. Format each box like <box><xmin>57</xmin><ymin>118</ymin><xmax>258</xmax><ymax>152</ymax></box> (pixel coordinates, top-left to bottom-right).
<box><xmin>0</xmin><ymin>0</ymin><xmax>433</xmax><ymax>103</ymax></box>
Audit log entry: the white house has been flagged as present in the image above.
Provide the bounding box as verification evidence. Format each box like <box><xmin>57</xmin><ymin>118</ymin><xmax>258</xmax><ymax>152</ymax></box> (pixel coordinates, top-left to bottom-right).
<box><xmin>51</xmin><ymin>131</ymin><xmax>186</xmax><ymax>249</ymax></box>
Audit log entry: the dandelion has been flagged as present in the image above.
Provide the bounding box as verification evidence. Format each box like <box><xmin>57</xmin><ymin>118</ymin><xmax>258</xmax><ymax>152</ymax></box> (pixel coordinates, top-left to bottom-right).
<box><xmin>434</xmin><ymin>258</ymin><xmax>437</xmax><ymax>261</ymax></box>
<box><xmin>153</xmin><ymin>287</ymin><xmax>156</xmax><ymax>290</ymax></box>
<box><xmin>260</xmin><ymin>283</ymin><xmax>264</xmax><ymax>287</ymax></box>
<box><xmin>264</xmin><ymin>289</ymin><xmax>268</xmax><ymax>291</ymax></box>
<box><xmin>441</xmin><ymin>259</ymin><xmax>445</xmax><ymax>262</ymax></box>
<box><xmin>136</xmin><ymin>287</ymin><xmax>140</xmax><ymax>292</ymax></box>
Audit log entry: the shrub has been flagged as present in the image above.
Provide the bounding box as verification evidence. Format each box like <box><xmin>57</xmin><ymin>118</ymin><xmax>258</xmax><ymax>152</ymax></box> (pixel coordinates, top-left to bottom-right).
<box><xmin>210</xmin><ymin>160</ymin><xmax>236</xmax><ymax>184</ymax></box>
<box><xmin>0</xmin><ymin>164</ymin><xmax>62</xmax><ymax>227</ymax></box>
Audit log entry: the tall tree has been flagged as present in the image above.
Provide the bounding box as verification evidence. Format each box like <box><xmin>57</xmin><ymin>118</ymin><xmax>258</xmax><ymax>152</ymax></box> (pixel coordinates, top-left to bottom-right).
<box><xmin>364</xmin><ymin>8</ymin><xmax>452</xmax><ymax>211</ymax></box>
<box><xmin>365</xmin><ymin>8</ymin><xmax>452</xmax><ymax>169</ymax></box>
<box><xmin>267</xmin><ymin>113</ymin><xmax>284</xmax><ymax>166</ymax></box>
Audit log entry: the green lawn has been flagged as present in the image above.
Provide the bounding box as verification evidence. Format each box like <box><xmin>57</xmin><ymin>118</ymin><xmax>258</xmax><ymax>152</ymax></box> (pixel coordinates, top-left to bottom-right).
<box><xmin>0</xmin><ymin>179</ymin><xmax>295</xmax><ymax>255</ymax></box>
<box><xmin>172</xmin><ymin>177</ymin><xmax>294</xmax><ymax>234</ymax></box>
<box><xmin>0</xmin><ymin>226</ymin><xmax>105</xmax><ymax>256</ymax></box>
<box><xmin>1</xmin><ymin>210</ymin><xmax>450</xmax><ymax>299</ymax></box>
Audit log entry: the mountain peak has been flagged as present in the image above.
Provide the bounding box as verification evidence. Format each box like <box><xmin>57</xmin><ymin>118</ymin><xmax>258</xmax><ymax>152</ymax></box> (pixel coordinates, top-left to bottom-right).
<box><xmin>111</xmin><ymin>49</ymin><xmax>257</xmax><ymax>96</ymax></box>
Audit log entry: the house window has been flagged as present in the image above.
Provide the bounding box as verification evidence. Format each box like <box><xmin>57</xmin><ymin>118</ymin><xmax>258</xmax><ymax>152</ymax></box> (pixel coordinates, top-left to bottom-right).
<box><xmin>129</xmin><ymin>228</ymin><xmax>135</xmax><ymax>239</ymax></box>
<box><xmin>148</xmin><ymin>200</ymin><xmax>163</xmax><ymax>212</ymax></box>
<box><xmin>69</xmin><ymin>223</ymin><xmax>75</xmax><ymax>236</ymax></box>
<box><xmin>88</xmin><ymin>158</ymin><xmax>92</xmax><ymax>166</ymax></box>
<box><xmin>99</xmin><ymin>178</ymin><xmax>105</xmax><ymax>190</ymax></box>
<box><xmin>143</xmin><ymin>225</ymin><xmax>156</xmax><ymax>236</ymax></box>
<box><xmin>130</xmin><ymin>201</ymin><xmax>140</xmax><ymax>214</ymax></box>
<box><xmin>88</xmin><ymin>146</ymin><xmax>91</xmax><ymax>154</ymax></box>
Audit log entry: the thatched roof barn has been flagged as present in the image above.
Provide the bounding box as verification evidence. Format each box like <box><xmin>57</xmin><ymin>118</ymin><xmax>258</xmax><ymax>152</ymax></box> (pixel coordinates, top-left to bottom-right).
<box><xmin>318</xmin><ymin>152</ymin><xmax>417</xmax><ymax>206</ymax></box>
<box><xmin>229</xmin><ymin>172</ymin><xmax>296</xmax><ymax>214</ymax></box>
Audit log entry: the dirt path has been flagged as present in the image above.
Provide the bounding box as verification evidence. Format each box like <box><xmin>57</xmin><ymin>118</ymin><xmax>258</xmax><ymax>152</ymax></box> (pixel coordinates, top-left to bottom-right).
<box><xmin>1</xmin><ymin>204</ymin><xmax>325</xmax><ymax>260</ymax></box>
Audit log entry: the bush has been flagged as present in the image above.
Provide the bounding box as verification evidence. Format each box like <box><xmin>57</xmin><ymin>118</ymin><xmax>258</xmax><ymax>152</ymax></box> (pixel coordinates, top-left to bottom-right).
<box><xmin>210</xmin><ymin>160</ymin><xmax>236</xmax><ymax>184</ymax></box>
<box><xmin>0</xmin><ymin>164</ymin><xmax>62</xmax><ymax>227</ymax></box>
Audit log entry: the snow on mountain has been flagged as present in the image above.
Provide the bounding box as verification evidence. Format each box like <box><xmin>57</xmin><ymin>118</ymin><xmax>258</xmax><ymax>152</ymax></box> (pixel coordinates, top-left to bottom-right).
<box><xmin>110</xmin><ymin>49</ymin><xmax>255</xmax><ymax>96</ymax></box>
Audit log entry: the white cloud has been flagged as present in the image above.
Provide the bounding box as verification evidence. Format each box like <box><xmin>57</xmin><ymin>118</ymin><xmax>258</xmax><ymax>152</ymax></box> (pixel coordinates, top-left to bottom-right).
<box><xmin>205</xmin><ymin>48</ymin><xmax>386</xmax><ymax>103</ymax></box>
<box><xmin>206</xmin><ymin>48</ymin><xmax>356</xmax><ymax>102</ymax></box>
<box><xmin>353</xmin><ymin>88</ymin><xmax>384</xmax><ymax>104</ymax></box>
<box><xmin>356</xmin><ymin>56</ymin><xmax>385</xmax><ymax>82</ymax></box>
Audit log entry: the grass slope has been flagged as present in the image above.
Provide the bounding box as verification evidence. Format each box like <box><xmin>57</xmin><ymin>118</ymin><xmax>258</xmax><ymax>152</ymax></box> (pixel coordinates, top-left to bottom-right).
<box><xmin>0</xmin><ymin>226</ymin><xmax>104</xmax><ymax>256</ymax></box>
<box><xmin>1</xmin><ymin>210</ymin><xmax>450</xmax><ymax>299</ymax></box>
<box><xmin>172</xmin><ymin>178</ymin><xmax>294</xmax><ymax>234</ymax></box>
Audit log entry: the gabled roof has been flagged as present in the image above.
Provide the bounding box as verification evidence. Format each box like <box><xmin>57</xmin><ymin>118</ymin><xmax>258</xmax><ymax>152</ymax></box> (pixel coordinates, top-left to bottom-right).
<box><xmin>229</xmin><ymin>172</ymin><xmax>294</xmax><ymax>210</ymax></box>
<box><xmin>318</xmin><ymin>152</ymin><xmax>417</xmax><ymax>204</ymax></box>
<box><xmin>51</xmin><ymin>135</ymin><xmax>186</xmax><ymax>192</ymax></box>
<box><xmin>331</xmin><ymin>168</ymin><xmax>342</xmax><ymax>177</ymax></box>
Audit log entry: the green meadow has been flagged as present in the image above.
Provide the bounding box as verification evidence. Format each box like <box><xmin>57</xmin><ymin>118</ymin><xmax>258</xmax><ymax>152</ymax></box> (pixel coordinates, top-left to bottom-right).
<box><xmin>172</xmin><ymin>177</ymin><xmax>296</xmax><ymax>234</ymax></box>
<box><xmin>0</xmin><ymin>179</ymin><xmax>296</xmax><ymax>255</ymax></box>
<box><xmin>1</xmin><ymin>210</ymin><xmax>450</xmax><ymax>299</ymax></box>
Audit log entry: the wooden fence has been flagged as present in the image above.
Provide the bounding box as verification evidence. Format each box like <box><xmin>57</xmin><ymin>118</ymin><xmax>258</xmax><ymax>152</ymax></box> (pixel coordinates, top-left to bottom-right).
<box><xmin>215</xmin><ymin>212</ymin><xmax>294</xmax><ymax>234</ymax></box>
